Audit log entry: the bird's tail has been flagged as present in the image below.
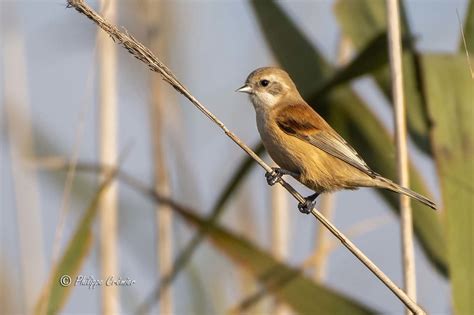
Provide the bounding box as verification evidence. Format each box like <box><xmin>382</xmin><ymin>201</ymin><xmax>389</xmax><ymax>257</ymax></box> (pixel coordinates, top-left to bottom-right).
<box><xmin>375</xmin><ymin>176</ymin><xmax>437</xmax><ymax>210</ymax></box>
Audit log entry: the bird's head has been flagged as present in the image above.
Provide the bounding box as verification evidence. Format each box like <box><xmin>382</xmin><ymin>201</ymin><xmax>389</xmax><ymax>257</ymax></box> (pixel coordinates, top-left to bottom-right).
<box><xmin>236</xmin><ymin>67</ymin><xmax>299</xmax><ymax>110</ymax></box>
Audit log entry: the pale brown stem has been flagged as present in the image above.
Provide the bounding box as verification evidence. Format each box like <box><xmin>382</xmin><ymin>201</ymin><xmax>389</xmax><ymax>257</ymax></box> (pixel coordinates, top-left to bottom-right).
<box><xmin>310</xmin><ymin>194</ymin><xmax>335</xmax><ymax>282</ymax></box>
<box><xmin>66</xmin><ymin>1</ymin><xmax>426</xmax><ymax>313</ymax></box>
<box><xmin>387</xmin><ymin>0</ymin><xmax>417</xmax><ymax>313</ymax></box>
<box><xmin>270</xmin><ymin>165</ymin><xmax>290</xmax><ymax>315</ymax></box>
<box><xmin>98</xmin><ymin>0</ymin><xmax>119</xmax><ymax>313</ymax></box>
<box><xmin>144</xmin><ymin>0</ymin><xmax>174</xmax><ymax>313</ymax></box>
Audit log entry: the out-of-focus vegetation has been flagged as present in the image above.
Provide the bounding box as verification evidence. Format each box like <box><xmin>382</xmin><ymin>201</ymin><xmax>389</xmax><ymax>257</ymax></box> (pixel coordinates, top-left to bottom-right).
<box><xmin>35</xmin><ymin>167</ymin><xmax>120</xmax><ymax>314</ymax></box>
<box><xmin>421</xmin><ymin>54</ymin><xmax>473</xmax><ymax>315</ymax></box>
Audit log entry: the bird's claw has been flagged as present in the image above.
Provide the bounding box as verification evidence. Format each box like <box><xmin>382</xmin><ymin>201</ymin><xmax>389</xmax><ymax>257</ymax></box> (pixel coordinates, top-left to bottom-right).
<box><xmin>298</xmin><ymin>200</ymin><xmax>313</xmax><ymax>214</ymax></box>
<box><xmin>265</xmin><ymin>168</ymin><xmax>282</xmax><ymax>186</ymax></box>
<box><xmin>297</xmin><ymin>193</ymin><xmax>320</xmax><ymax>214</ymax></box>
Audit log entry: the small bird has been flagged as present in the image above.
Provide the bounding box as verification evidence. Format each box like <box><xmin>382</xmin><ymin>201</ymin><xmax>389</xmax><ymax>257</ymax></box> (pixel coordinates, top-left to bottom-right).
<box><xmin>237</xmin><ymin>67</ymin><xmax>436</xmax><ymax>213</ymax></box>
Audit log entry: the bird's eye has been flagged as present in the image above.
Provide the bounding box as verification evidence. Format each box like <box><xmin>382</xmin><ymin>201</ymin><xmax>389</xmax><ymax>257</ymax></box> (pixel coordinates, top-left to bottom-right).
<box><xmin>260</xmin><ymin>79</ymin><xmax>270</xmax><ymax>87</ymax></box>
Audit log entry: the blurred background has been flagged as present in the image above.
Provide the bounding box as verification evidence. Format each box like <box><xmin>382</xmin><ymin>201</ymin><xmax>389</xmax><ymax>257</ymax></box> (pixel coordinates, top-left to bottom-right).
<box><xmin>1</xmin><ymin>0</ymin><xmax>472</xmax><ymax>314</ymax></box>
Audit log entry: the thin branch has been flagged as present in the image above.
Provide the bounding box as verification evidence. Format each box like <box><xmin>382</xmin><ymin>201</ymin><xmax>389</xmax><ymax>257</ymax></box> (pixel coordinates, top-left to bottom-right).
<box><xmin>65</xmin><ymin>1</ymin><xmax>425</xmax><ymax>313</ymax></box>
<box><xmin>387</xmin><ymin>0</ymin><xmax>417</xmax><ymax>312</ymax></box>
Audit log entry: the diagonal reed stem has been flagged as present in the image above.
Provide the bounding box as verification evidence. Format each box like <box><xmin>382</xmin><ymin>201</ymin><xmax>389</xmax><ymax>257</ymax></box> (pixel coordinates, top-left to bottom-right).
<box><xmin>65</xmin><ymin>1</ymin><xmax>425</xmax><ymax>313</ymax></box>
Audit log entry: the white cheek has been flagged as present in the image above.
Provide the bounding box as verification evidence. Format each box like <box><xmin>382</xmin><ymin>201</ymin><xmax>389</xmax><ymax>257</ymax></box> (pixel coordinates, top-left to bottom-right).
<box><xmin>251</xmin><ymin>92</ymin><xmax>279</xmax><ymax>110</ymax></box>
<box><xmin>260</xmin><ymin>92</ymin><xmax>278</xmax><ymax>106</ymax></box>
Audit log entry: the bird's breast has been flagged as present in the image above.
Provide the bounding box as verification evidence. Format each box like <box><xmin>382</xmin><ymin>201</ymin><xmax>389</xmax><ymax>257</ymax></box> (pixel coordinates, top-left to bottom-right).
<box><xmin>255</xmin><ymin>111</ymin><xmax>302</xmax><ymax>174</ymax></box>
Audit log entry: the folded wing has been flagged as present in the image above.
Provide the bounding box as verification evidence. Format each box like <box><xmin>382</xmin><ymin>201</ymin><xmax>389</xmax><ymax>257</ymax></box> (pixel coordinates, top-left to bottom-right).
<box><xmin>275</xmin><ymin>103</ymin><xmax>378</xmax><ymax>178</ymax></box>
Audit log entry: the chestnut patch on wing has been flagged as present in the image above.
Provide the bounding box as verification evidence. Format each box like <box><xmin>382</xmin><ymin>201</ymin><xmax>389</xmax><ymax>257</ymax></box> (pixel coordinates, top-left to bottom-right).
<box><xmin>275</xmin><ymin>103</ymin><xmax>320</xmax><ymax>135</ymax></box>
<box><xmin>277</xmin><ymin>119</ymin><xmax>317</xmax><ymax>135</ymax></box>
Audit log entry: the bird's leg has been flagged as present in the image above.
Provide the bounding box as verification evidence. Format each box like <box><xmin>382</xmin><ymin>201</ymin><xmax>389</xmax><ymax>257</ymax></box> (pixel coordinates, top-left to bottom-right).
<box><xmin>265</xmin><ymin>167</ymin><xmax>299</xmax><ymax>186</ymax></box>
<box><xmin>297</xmin><ymin>192</ymin><xmax>320</xmax><ymax>214</ymax></box>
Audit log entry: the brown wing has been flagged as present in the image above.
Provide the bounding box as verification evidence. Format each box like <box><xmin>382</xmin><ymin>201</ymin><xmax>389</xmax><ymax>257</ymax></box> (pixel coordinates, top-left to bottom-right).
<box><xmin>275</xmin><ymin>103</ymin><xmax>378</xmax><ymax>178</ymax></box>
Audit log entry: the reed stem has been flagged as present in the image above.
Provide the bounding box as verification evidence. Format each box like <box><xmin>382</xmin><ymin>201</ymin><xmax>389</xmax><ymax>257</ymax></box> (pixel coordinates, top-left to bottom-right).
<box><xmin>98</xmin><ymin>0</ymin><xmax>119</xmax><ymax>313</ymax></box>
<box><xmin>387</xmin><ymin>1</ymin><xmax>417</xmax><ymax>313</ymax></box>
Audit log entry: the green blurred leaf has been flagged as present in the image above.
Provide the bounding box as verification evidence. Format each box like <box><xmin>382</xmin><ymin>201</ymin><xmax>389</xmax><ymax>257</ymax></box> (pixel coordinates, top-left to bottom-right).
<box><xmin>334</xmin><ymin>0</ymin><xmax>431</xmax><ymax>153</ymax></box>
<box><xmin>421</xmin><ymin>54</ymin><xmax>474</xmax><ymax>315</ymax></box>
<box><xmin>251</xmin><ymin>0</ymin><xmax>447</xmax><ymax>275</ymax></box>
<box><xmin>161</xmin><ymin>198</ymin><xmax>377</xmax><ymax>315</ymax></box>
<box><xmin>35</xmin><ymin>168</ymin><xmax>118</xmax><ymax>315</ymax></box>
<box><xmin>313</xmin><ymin>32</ymin><xmax>413</xmax><ymax>98</ymax></box>
<box><xmin>314</xmin><ymin>32</ymin><xmax>388</xmax><ymax>96</ymax></box>
<box><xmin>461</xmin><ymin>0</ymin><xmax>474</xmax><ymax>53</ymax></box>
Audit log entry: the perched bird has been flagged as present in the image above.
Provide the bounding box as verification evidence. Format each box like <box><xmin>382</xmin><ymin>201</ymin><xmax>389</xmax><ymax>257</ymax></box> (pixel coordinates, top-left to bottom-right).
<box><xmin>237</xmin><ymin>67</ymin><xmax>436</xmax><ymax>213</ymax></box>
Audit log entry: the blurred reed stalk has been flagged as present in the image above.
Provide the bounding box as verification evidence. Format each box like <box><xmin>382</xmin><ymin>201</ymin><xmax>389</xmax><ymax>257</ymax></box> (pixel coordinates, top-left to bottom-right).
<box><xmin>270</xmin><ymin>164</ymin><xmax>290</xmax><ymax>315</ymax></box>
<box><xmin>457</xmin><ymin>10</ymin><xmax>474</xmax><ymax>79</ymax></box>
<box><xmin>237</xmin><ymin>187</ymin><xmax>262</xmax><ymax>311</ymax></box>
<box><xmin>3</xmin><ymin>5</ymin><xmax>45</xmax><ymax>313</ymax></box>
<box><xmin>144</xmin><ymin>0</ymin><xmax>174</xmax><ymax>313</ymax></box>
<box><xmin>66</xmin><ymin>2</ymin><xmax>426</xmax><ymax>312</ymax></box>
<box><xmin>309</xmin><ymin>35</ymin><xmax>351</xmax><ymax>282</ymax></box>
<box><xmin>310</xmin><ymin>194</ymin><xmax>334</xmax><ymax>281</ymax></box>
<box><xmin>387</xmin><ymin>0</ymin><xmax>417</xmax><ymax>312</ymax></box>
<box><xmin>98</xmin><ymin>0</ymin><xmax>119</xmax><ymax>313</ymax></box>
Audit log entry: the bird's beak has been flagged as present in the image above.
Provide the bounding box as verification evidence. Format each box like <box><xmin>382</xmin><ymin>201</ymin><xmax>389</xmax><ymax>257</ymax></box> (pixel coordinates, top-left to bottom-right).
<box><xmin>235</xmin><ymin>84</ymin><xmax>252</xmax><ymax>94</ymax></box>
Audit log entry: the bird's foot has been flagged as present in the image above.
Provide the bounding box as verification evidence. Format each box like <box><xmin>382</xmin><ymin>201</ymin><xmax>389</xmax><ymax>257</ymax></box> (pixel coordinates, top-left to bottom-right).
<box><xmin>265</xmin><ymin>168</ymin><xmax>298</xmax><ymax>186</ymax></box>
<box><xmin>265</xmin><ymin>168</ymin><xmax>283</xmax><ymax>186</ymax></box>
<box><xmin>297</xmin><ymin>193</ymin><xmax>320</xmax><ymax>214</ymax></box>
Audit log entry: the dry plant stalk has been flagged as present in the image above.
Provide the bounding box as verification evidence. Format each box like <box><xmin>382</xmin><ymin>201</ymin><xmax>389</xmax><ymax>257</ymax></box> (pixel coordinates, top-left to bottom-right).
<box><xmin>144</xmin><ymin>0</ymin><xmax>174</xmax><ymax>313</ymax></box>
<box><xmin>387</xmin><ymin>0</ymin><xmax>417</xmax><ymax>311</ymax></box>
<box><xmin>98</xmin><ymin>0</ymin><xmax>119</xmax><ymax>313</ymax></box>
<box><xmin>66</xmin><ymin>1</ymin><xmax>425</xmax><ymax>313</ymax></box>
